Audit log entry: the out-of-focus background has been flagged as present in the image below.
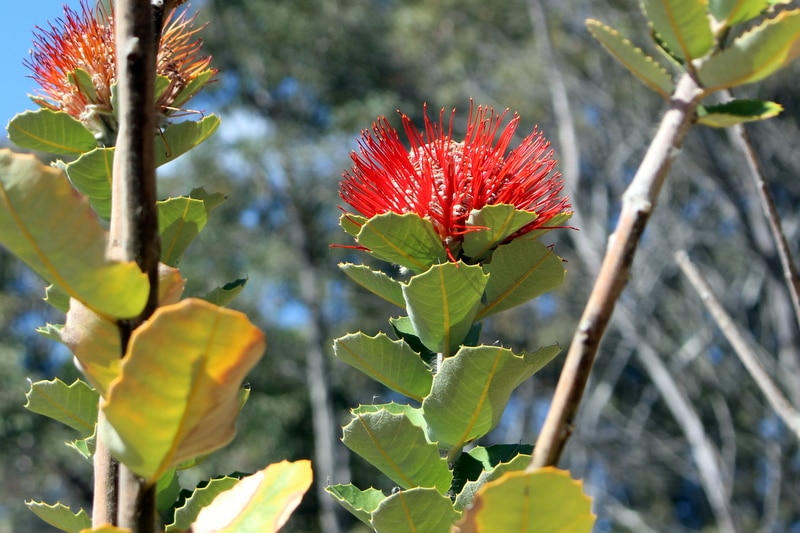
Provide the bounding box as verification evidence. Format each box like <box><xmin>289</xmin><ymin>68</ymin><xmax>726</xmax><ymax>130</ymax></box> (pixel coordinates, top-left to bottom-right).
<box><xmin>2</xmin><ymin>1</ymin><xmax>799</xmax><ymax>531</ymax></box>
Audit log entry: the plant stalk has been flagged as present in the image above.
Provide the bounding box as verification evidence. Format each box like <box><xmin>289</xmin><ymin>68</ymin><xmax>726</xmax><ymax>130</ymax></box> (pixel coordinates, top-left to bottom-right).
<box><xmin>528</xmin><ymin>73</ymin><xmax>703</xmax><ymax>469</ymax></box>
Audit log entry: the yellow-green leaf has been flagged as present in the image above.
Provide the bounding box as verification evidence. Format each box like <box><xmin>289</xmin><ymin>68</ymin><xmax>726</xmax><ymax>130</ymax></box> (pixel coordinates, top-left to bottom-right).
<box><xmin>641</xmin><ymin>0</ymin><xmax>715</xmax><ymax>61</ymax></box>
<box><xmin>24</xmin><ymin>378</ymin><xmax>98</xmax><ymax>436</ymax></box>
<box><xmin>7</xmin><ymin>109</ymin><xmax>97</xmax><ymax>155</ymax></box>
<box><xmin>62</xmin><ymin>264</ymin><xmax>185</xmax><ymax>397</ymax></box>
<box><xmin>190</xmin><ymin>460</ymin><xmax>312</xmax><ymax>533</ymax></box>
<box><xmin>586</xmin><ymin>19</ymin><xmax>675</xmax><ymax>99</ymax></box>
<box><xmin>0</xmin><ymin>150</ymin><xmax>148</xmax><ymax>318</ymax></box>
<box><xmin>100</xmin><ymin>298</ymin><xmax>266</xmax><ymax>482</ymax></box>
<box><xmin>26</xmin><ymin>500</ymin><xmax>91</xmax><ymax>533</ymax></box>
<box><xmin>455</xmin><ymin>468</ymin><xmax>595</xmax><ymax>533</ymax></box>
<box><xmin>697</xmin><ymin>99</ymin><xmax>783</xmax><ymax>127</ymax></box>
<box><xmin>710</xmin><ymin>0</ymin><xmax>770</xmax><ymax>27</ymax></box>
<box><xmin>699</xmin><ymin>9</ymin><xmax>800</xmax><ymax>92</ymax></box>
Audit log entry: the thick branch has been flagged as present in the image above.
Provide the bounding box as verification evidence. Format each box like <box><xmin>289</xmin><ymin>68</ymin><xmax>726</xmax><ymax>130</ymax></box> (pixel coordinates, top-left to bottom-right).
<box><xmin>529</xmin><ymin>73</ymin><xmax>703</xmax><ymax>469</ymax></box>
<box><xmin>96</xmin><ymin>0</ymin><xmax>160</xmax><ymax>530</ymax></box>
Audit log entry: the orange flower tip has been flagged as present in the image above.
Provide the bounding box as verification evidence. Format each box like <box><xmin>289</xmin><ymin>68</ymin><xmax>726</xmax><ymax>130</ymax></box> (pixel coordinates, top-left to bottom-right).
<box><xmin>338</xmin><ymin>104</ymin><xmax>573</xmax><ymax>261</ymax></box>
<box><xmin>25</xmin><ymin>0</ymin><xmax>215</xmax><ymax>145</ymax></box>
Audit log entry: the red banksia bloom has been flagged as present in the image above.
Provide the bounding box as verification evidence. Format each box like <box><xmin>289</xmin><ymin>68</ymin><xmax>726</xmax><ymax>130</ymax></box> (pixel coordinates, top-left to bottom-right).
<box><xmin>340</xmin><ymin>105</ymin><xmax>571</xmax><ymax>258</ymax></box>
<box><xmin>26</xmin><ymin>0</ymin><xmax>215</xmax><ymax>144</ymax></box>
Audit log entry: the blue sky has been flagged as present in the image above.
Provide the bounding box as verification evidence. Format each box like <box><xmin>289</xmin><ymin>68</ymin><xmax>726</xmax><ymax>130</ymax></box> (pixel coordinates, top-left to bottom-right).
<box><xmin>0</xmin><ymin>1</ymin><xmax>82</xmax><ymax>133</ymax></box>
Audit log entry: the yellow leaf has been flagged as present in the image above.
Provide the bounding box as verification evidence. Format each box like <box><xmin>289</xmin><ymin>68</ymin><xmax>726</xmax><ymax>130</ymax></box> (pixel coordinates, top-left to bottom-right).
<box><xmin>100</xmin><ymin>298</ymin><xmax>266</xmax><ymax>483</ymax></box>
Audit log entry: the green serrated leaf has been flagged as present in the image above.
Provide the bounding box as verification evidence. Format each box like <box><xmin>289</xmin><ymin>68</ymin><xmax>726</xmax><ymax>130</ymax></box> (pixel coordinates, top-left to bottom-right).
<box><xmin>171</xmin><ymin>70</ymin><xmax>217</xmax><ymax>111</ymax></box>
<box><xmin>586</xmin><ymin>19</ymin><xmax>675</xmax><ymax>99</ymax></box>
<box><xmin>154</xmin><ymin>74</ymin><xmax>171</xmax><ymax>101</ymax></box>
<box><xmin>44</xmin><ymin>284</ymin><xmax>71</xmax><ymax>312</ymax></box>
<box><xmin>343</xmin><ymin>407</ymin><xmax>453</xmax><ymax>494</ymax></box>
<box><xmin>26</xmin><ymin>501</ymin><xmax>91</xmax><ymax>533</ymax></box>
<box><xmin>201</xmin><ymin>278</ymin><xmax>248</xmax><ymax>307</ymax></box>
<box><xmin>167</xmin><ymin>475</ymin><xmax>243</xmax><ymax>531</ymax></box>
<box><xmin>477</xmin><ymin>239</ymin><xmax>566</xmax><ymax>319</ymax></box>
<box><xmin>156</xmin><ymin>469</ymin><xmax>182</xmax><ymax>516</ymax></box>
<box><xmin>641</xmin><ymin>0</ymin><xmax>715</xmax><ymax>61</ymax></box>
<box><xmin>7</xmin><ymin>109</ymin><xmax>97</xmax><ymax>155</ymax></box>
<box><xmin>66</xmin><ymin>431</ymin><xmax>95</xmax><ymax>460</ymax></box>
<box><xmin>24</xmin><ymin>378</ymin><xmax>98</xmax><ymax>436</ymax></box>
<box><xmin>402</xmin><ymin>262</ymin><xmax>488</xmax><ymax>356</ymax></box>
<box><xmin>334</xmin><ymin>332</ymin><xmax>433</xmax><ymax>401</ymax></box>
<box><xmin>423</xmin><ymin>344</ymin><xmax>561</xmax><ymax>451</ymax></box>
<box><xmin>158</xmin><ymin>197</ymin><xmax>208</xmax><ymax>266</ymax></box>
<box><xmin>454</xmin><ymin>453</ymin><xmax>531</xmax><ymax>511</ymax></box>
<box><xmin>455</xmin><ymin>468</ymin><xmax>595</xmax><ymax>533</ymax></box>
<box><xmin>390</xmin><ymin>316</ymin><xmax>438</xmax><ymax>367</ymax></box>
<box><xmin>697</xmin><ymin>99</ymin><xmax>783</xmax><ymax>127</ymax></box>
<box><xmin>339</xmin><ymin>212</ymin><xmax>368</xmax><ymax>238</ymax></box>
<box><xmin>357</xmin><ymin>212</ymin><xmax>448</xmax><ymax>273</ymax></box>
<box><xmin>339</xmin><ymin>263</ymin><xmax>405</xmax><ymax>308</ymax></box>
<box><xmin>710</xmin><ymin>0</ymin><xmax>770</xmax><ymax>26</ymax></box>
<box><xmin>68</xmin><ymin>69</ymin><xmax>97</xmax><ymax>103</ymax></box>
<box><xmin>326</xmin><ymin>484</ymin><xmax>386</xmax><ymax>527</ymax></box>
<box><xmin>353</xmin><ymin>402</ymin><xmax>430</xmax><ymax>429</ymax></box>
<box><xmin>699</xmin><ymin>9</ymin><xmax>800</xmax><ymax>92</ymax></box>
<box><xmin>371</xmin><ymin>487</ymin><xmax>460</xmax><ymax>533</ymax></box>
<box><xmin>36</xmin><ymin>323</ymin><xmax>64</xmax><ymax>343</ymax></box>
<box><xmin>187</xmin><ymin>186</ymin><xmax>226</xmax><ymax>212</ymax></box>
<box><xmin>461</xmin><ymin>205</ymin><xmax>539</xmax><ymax>261</ymax></box>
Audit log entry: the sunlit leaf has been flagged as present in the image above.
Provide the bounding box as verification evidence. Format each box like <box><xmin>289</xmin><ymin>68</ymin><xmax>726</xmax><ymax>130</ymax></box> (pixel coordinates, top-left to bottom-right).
<box><xmin>402</xmin><ymin>261</ymin><xmax>488</xmax><ymax>356</ymax></box>
<box><xmin>342</xmin><ymin>406</ymin><xmax>452</xmax><ymax>494</ymax></box>
<box><xmin>371</xmin><ymin>487</ymin><xmax>460</xmax><ymax>533</ymax></box>
<box><xmin>455</xmin><ymin>468</ymin><xmax>595</xmax><ymax>533</ymax></box>
<box><xmin>641</xmin><ymin>0</ymin><xmax>715</xmax><ymax>61</ymax></box>
<box><xmin>357</xmin><ymin>212</ymin><xmax>448</xmax><ymax>273</ymax></box>
<box><xmin>0</xmin><ymin>150</ymin><xmax>148</xmax><ymax>318</ymax></box>
<box><xmin>24</xmin><ymin>378</ymin><xmax>98</xmax><ymax>436</ymax></box>
<box><xmin>26</xmin><ymin>500</ymin><xmax>91</xmax><ymax>533</ymax></box>
<box><xmin>100</xmin><ymin>298</ymin><xmax>266</xmax><ymax>482</ymax></box>
<box><xmin>454</xmin><ymin>454</ymin><xmax>531</xmax><ymax>511</ymax></box>
<box><xmin>201</xmin><ymin>278</ymin><xmax>248</xmax><ymax>307</ymax></box>
<box><xmin>44</xmin><ymin>284</ymin><xmax>71</xmax><ymax>312</ymax></box>
<box><xmin>167</xmin><ymin>474</ymin><xmax>244</xmax><ymax>531</ymax></box>
<box><xmin>334</xmin><ymin>332</ymin><xmax>433</xmax><ymax>401</ymax></box>
<box><xmin>585</xmin><ymin>19</ymin><xmax>675</xmax><ymax>99</ymax></box>
<box><xmin>7</xmin><ymin>109</ymin><xmax>97</xmax><ymax>155</ymax></box>
<box><xmin>462</xmin><ymin>205</ymin><xmax>539</xmax><ymax>261</ymax></box>
<box><xmin>423</xmin><ymin>344</ymin><xmax>561</xmax><ymax>450</ymax></box>
<box><xmin>190</xmin><ymin>460</ymin><xmax>312</xmax><ymax>533</ymax></box>
<box><xmin>158</xmin><ymin>196</ymin><xmax>208</xmax><ymax>266</ymax></box>
<box><xmin>450</xmin><ymin>444</ymin><xmax>533</xmax><ymax>505</ymax></box>
<box><xmin>326</xmin><ymin>484</ymin><xmax>386</xmax><ymax>528</ymax></box>
<box><xmin>699</xmin><ymin>9</ymin><xmax>800</xmax><ymax>92</ymax></box>
<box><xmin>477</xmin><ymin>239</ymin><xmax>566</xmax><ymax>319</ymax></box>
<box><xmin>339</xmin><ymin>263</ymin><xmax>405</xmax><ymax>308</ymax></box>
<box><xmin>339</xmin><ymin>212</ymin><xmax>367</xmax><ymax>238</ymax></box>
<box><xmin>709</xmin><ymin>0</ymin><xmax>770</xmax><ymax>26</ymax></box>
<box><xmin>697</xmin><ymin>99</ymin><xmax>783</xmax><ymax>127</ymax></box>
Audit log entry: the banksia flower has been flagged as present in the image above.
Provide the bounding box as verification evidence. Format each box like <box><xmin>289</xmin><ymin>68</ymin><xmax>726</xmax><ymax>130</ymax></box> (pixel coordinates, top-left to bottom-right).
<box><xmin>26</xmin><ymin>0</ymin><xmax>215</xmax><ymax>145</ymax></box>
<box><xmin>340</xmin><ymin>104</ymin><xmax>571</xmax><ymax>261</ymax></box>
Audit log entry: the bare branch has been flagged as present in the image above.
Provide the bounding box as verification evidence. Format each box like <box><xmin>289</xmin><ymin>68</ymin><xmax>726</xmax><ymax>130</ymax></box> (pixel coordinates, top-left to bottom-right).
<box><xmin>676</xmin><ymin>250</ymin><xmax>800</xmax><ymax>441</ymax></box>
<box><xmin>529</xmin><ymin>73</ymin><xmax>704</xmax><ymax>469</ymax></box>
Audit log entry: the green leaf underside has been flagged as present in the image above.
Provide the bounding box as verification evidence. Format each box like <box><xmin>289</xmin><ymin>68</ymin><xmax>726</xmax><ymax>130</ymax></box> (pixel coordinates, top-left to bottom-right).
<box><xmin>158</xmin><ymin>196</ymin><xmax>208</xmax><ymax>266</ymax></box>
<box><xmin>44</xmin><ymin>284</ymin><xmax>71</xmax><ymax>312</ymax></box>
<box><xmin>0</xmin><ymin>150</ymin><xmax>148</xmax><ymax>318</ymax></box>
<box><xmin>456</xmin><ymin>468</ymin><xmax>595</xmax><ymax>533</ymax></box>
<box><xmin>339</xmin><ymin>212</ymin><xmax>368</xmax><ymax>238</ymax></box>
<box><xmin>201</xmin><ymin>278</ymin><xmax>248</xmax><ymax>307</ymax></box>
<box><xmin>353</xmin><ymin>402</ymin><xmax>429</xmax><ymax>428</ymax></box>
<box><xmin>390</xmin><ymin>316</ymin><xmax>438</xmax><ymax>367</ymax></box>
<box><xmin>697</xmin><ymin>99</ymin><xmax>783</xmax><ymax>127</ymax></box>
<box><xmin>371</xmin><ymin>487</ymin><xmax>460</xmax><ymax>533</ymax></box>
<box><xmin>189</xmin><ymin>460</ymin><xmax>312</xmax><ymax>533</ymax></box>
<box><xmin>36</xmin><ymin>323</ymin><xmax>63</xmax><ymax>343</ymax></box>
<box><xmin>461</xmin><ymin>205</ymin><xmax>538</xmax><ymax>260</ymax></box>
<box><xmin>167</xmin><ymin>475</ymin><xmax>242</xmax><ymax>531</ymax></box>
<box><xmin>422</xmin><ymin>344</ymin><xmax>561</xmax><ymax>450</ymax></box>
<box><xmin>454</xmin><ymin>453</ymin><xmax>532</xmax><ymax>511</ymax></box>
<box><xmin>26</xmin><ymin>501</ymin><xmax>91</xmax><ymax>533</ymax></box>
<box><xmin>357</xmin><ymin>212</ymin><xmax>448</xmax><ymax>273</ymax></box>
<box><xmin>326</xmin><ymin>484</ymin><xmax>386</xmax><ymax>528</ymax></box>
<box><xmin>334</xmin><ymin>332</ymin><xmax>433</xmax><ymax>401</ymax></box>
<box><xmin>100</xmin><ymin>298</ymin><xmax>265</xmax><ymax>482</ymax></box>
<box><xmin>24</xmin><ymin>378</ymin><xmax>98</xmax><ymax>436</ymax></box>
<box><xmin>339</xmin><ymin>263</ymin><xmax>405</xmax><ymax>308</ymax></box>
<box><xmin>402</xmin><ymin>261</ymin><xmax>489</xmax><ymax>356</ymax></box>
<box><xmin>641</xmin><ymin>0</ymin><xmax>715</xmax><ymax>62</ymax></box>
<box><xmin>585</xmin><ymin>19</ymin><xmax>675</xmax><ymax>99</ymax></box>
<box><xmin>699</xmin><ymin>9</ymin><xmax>800</xmax><ymax>92</ymax></box>
<box><xmin>450</xmin><ymin>444</ymin><xmax>533</xmax><ymax>505</ymax></box>
<box><xmin>7</xmin><ymin>109</ymin><xmax>96</xmax><ymax>155</ymax></box>
<box><xmin>478</xmin><ymin>239</ymin><xmax>566</xmax><ymax>319</ymax></box>
<box><xmin>342</xmin><ymin>408</ymin><xmax>452</xmax><ymax>494</ymax></box>
<box><xmin>64</xmin><ymin>115</ymin><xmax>221</xmax><ymax>219</ymax></box>
<box><xmin>709</xmin><ymin>0</ymin><xmax>770</xmax><ymax>27</ymax></box>
<box><xmin>66</xmin><ymin>432</ymin><xmax>95</xmax><ymax>459</ymax></box>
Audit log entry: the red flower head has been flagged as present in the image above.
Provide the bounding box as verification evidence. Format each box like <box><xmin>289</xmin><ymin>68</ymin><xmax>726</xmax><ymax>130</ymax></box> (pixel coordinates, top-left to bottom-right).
<box><xmin>26</xmin><ymin>0</ymin><xmax>216</xmax><ymax>145</ymax></box>
<box><xmin>340</xmin><ymin>104</ymin><xmax>572</xmax><ymax>260</ymax></box>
